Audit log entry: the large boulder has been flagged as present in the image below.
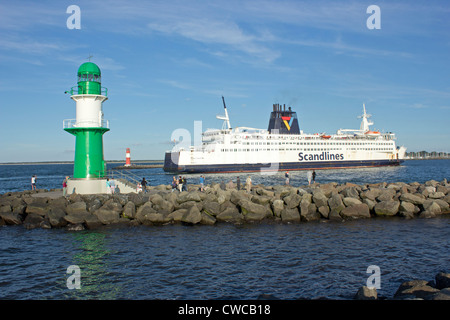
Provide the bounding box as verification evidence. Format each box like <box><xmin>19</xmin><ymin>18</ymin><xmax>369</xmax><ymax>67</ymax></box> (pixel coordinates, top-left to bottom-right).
<box><xmin>354</xmin><ymin>286</ymin><xmax>377</xmax><ymax>300</ymax></box>
<box><xmin>47</xmin><ymin>207</ymin><xmax>67</xmax><ymax>227</ymax></box>
<box><xmin>394</xmin><ymin>280</ymin><xmax>440</xmax><ymax>299</ymax></box>
<box><xmin>328</xmin><ymin>194</ymin><xmax>345</xmax><ymax>216</ymax></box>
<box><xmin>200</xmin><ymin>212</ymin><xmax>216</xmax><ymax>225</ymax></box>
<box><xmin>428</xmin><ymin>192</ymin><xmax>445</xmax><ymax>199</ymax></box>
<box><xmin>216</xmin><ymin>207</ymin><xmax>244</xmax><ymax>223</ymax></box>
<box><xmin>340</xmin><ymin>203</ymin><xmax>371</xmax><ymax>219</ymax></box>
<box><xmin>0</xmin><ymin>212</ymin><xmax>23</xmax><ymax>225</ymax></box>
<box><xmin>122</xmin><ymin>201</ymin><xmax>136</xmax><ymax>219</ymax></box>
<box><xmin>230</xmin><ymin>190</ymin><xmax>251</xmax><ymax>205</ymax></box>
<box><xmin>300</xmin><ymin>202</ymin><xmax>320</xmax><ymax>222</ymax></box>
<box><xmin>435</xmin><ymin>272</ymin><xmax>450</xmax><ymax>290</ymax></box>
<box><xmin>135</xmin><ymin>202</ymin><xmax>156</xmax><ymax>223</ymax></box>
<box><xmin>399</xmin><ymin>193</ymin><xmax>425</xmax><ymax>205</ymax></box>
<box><xmin>271</xmin><ymin>199</ymin><xmax>284</xmax><ymax>217</ymax></box>
<box><xmin>181</xmin><ymin>205</ymin><xmax>202</xmax><ymax>224</ymax></box>
<box><xmin>238</xmin><ymin>199</ymin><xmax>272</xmax><ymax>221</ymax></box>
<box><xmin>177</xmin><ymin>191</ymin><xmax>202</xmax><ymax>203</ymax></box>
<box><xmin>283</xmin><ymin>193</ymin><xmax>302</xmax><ymax>209</ymax></box>
<box><xmin>64</xmin><ymin>211</ymin><xmax>93</xmax><ymax>225</ymax></box>
<box><xmin>25</xmin><ymin>201</ymin><xmax>49</xmax><ymax>216</ymax></box>
<box><xmin>23</xmin><ymin>213</ymin><xmax>45</xmax><ymax>229</ymax></box>
<box><xmin>251</xmin><ymin>195</ymin><xmax>271</xmax><ymax>206</ymax></box>
<box><xmin>343</xmin><ymin>197</ymin><xmax>362</xmax><ymax>207</ymax></box>
<box><xmin>312</xmin><ymin>191</ymin><xmax>328</xmax><ymax>208</ymax></box>
<box><xmin>376</xmin><ymin>189</ymin><xmax>396</xmax><ymax>202</ymax></box>
<box><xmin>317</xmin><ymin>205</ymin><xmax>330</xmax><ymax>219</ymax></box>
<box><xmin>361</xmin><ymin>189</ymin><xmax>381</xmax><ymax>201</ymax></box>
<box><xmin>167</xmin><ymin>209</ymin><xmax>188</xmax><ymax>223</ymax></box>
<box><xmin>421</xmin><ymin>200</ymin><xmax>442</xmax><ymax>215</ymax></box>
<box><xmin>202</xmin><ymin>201</ymin><xmax>221</xmax><ymax>217</ymax></box>
<box><xmin>84</xmin><ymin>214</ymin><xmax>102</xmax><ymax>229</ymax></box>
<box><xmin>93</xmin><ymin>208</ymin><xmax>120</xmax><ymax>225</ymax></box>
<box><xmin>341</xmin><ymin>186</ymin><xmax>360</xmax><ymax>199</ymax></box>
<box><xmin>66</xmin><ymin>201</ymin><xmax>87</xmax><ymax>215</ymax></box>
<box><xmin>374</xmin><ymin>200</ymin><xmax>400</xmax><ymax>216</ymax></box>
<box><xmin>280</xmin><ymin>207</ymin><xmax>300</xmax><ymax>223</ymax></box>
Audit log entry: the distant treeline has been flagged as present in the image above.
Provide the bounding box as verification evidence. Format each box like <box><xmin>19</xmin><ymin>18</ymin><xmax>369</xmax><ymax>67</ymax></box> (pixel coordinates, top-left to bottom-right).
<box><xmin>406</xmin><ymin>151</ymin><xmax>450</xmax><ymax>159</ymax></box>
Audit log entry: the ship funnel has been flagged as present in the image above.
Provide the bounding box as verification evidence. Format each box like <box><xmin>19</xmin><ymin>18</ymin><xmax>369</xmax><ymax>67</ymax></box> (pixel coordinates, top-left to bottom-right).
<box><xmin>268</xmin><ymin>104</ymin><xmax>300</xmax><ymax>134</ymax></box>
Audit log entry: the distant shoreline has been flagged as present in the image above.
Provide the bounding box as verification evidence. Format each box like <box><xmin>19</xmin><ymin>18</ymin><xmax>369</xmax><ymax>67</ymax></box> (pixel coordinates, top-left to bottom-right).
<box><xmin>0</xmin><ymin>158</ymin><xmax>449</xmax><ymax>166</ymax></box>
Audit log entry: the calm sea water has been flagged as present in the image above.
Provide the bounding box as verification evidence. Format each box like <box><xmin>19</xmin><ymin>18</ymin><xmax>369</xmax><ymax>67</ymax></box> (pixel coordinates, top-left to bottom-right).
<box><xmin>0</xmin><ymin>160</ymin><xmax>449</xmax><ymax>300</ymax></box>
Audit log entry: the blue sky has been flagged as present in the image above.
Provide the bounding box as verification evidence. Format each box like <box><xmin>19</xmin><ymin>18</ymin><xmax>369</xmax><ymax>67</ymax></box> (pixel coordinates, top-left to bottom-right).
<box><xmin>0</xmin><ymin>0</ymin><xmax>449</xmax><ymax>162</ymax></box>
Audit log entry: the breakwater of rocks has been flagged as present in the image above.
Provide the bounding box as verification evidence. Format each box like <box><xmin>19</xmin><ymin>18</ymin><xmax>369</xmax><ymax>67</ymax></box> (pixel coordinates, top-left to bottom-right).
<box><xmin>0</xmin><ymin>179</ymin><xmax>449</xmax><ymax>230</ymax></box>
<box><xmin>354</xmin><ymin>271</ymin><xmax>450</xmax><ymax>300</ymax></box>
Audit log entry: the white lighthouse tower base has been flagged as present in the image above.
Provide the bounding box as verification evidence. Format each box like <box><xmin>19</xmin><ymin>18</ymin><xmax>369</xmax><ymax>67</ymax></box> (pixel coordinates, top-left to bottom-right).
<box><xmin>67</xmin><ymin>179</ymin><xmax>108</xmax><ymax>195</ymax></box>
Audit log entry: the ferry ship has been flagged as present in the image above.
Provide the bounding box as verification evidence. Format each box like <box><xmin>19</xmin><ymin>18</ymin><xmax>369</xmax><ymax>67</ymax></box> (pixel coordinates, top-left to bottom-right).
<box><xmin>163</xmin><ymin>98</ymin><xmax>406</xmax><ymax>173</ymax></box>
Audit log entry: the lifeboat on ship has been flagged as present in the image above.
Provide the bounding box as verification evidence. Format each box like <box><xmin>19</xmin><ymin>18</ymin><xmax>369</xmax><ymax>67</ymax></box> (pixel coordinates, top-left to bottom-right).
<box><xmin>365</xmin><ymin>130</ymin><xmax>381</xmax><ymax>136</ymax></box>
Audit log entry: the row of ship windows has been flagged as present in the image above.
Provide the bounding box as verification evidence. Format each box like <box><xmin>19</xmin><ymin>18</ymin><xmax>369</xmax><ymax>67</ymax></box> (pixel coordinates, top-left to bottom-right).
<box><xmin>219</xmin><ymin>147</ymin><xmax>394</xmax><ymax>152</ymax></box>
<box><xmin>236</xmin><ymin>141</ymin><xmax>394</xmax><ymax>146</ymax></box>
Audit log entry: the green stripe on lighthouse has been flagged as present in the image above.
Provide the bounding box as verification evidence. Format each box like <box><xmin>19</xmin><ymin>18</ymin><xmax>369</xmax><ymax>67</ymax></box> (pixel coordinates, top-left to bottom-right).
<box><xmin>65</xmin><ymin>127</ymin><xmax>109</xmax><ymax>178</ymax></box>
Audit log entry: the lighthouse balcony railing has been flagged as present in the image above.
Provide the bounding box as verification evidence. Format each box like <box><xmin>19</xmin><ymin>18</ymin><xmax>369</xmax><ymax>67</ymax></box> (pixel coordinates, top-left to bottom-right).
<box><xmin>63</xmin><ymin>119</ymin><xmax>110</xmax><ymax>129</ymax></box>
<box><xmin>66</xmin><ymin>86</ymin><xmax>108</xmax><ymax>96</ymax></box>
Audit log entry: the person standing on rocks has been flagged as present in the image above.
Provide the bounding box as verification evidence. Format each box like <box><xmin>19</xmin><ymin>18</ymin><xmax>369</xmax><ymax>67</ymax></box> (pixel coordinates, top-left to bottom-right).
<box><xmin>110</xmin><ymin>178</ymin><xmax>116</xmax><ymax>194</ymax></box>
<box><xmin>106</xmin><ymin>178</ymin><xmax>111</xmax><ymax>194</ymax></box>
<box><xmin>172</xmin><ymin>176</ymin><xmax>178</xmax><ymax>192</ymax></box>
<box><xmin>182</xmin><ymin>176</ymin><xmax>188</xmax><ymax>191</ymax></box>
<box><xmin>307</xmin><ymin>171</ymin><xmax>312</xmax><ymax>185</ymax></box>
<box><xmin>199</xmin><ymin>175</ymin><xmax>205</xmax><ymax>192</ymax></box>
<box><xmin>237</xmin><ymin>176</ymin><xmax>241</xmax><ymax>190</ymax></box>
<box><xmin>178</xmin><ymin>176</ymin><xmax>183</xmax><ymax>192</ymax></box>
<box><xmin>312</xmin><ymin>170</ymin><xmax>316</xmax><ymax>184</ymax></box>
<box><xmin>141</xmin><ymin>177</ymin><xmax>148</xmax><ymax>193</ymax></box>
<box><xmin>246</xmin><ymin>176</ymin><xmax>252</xmax><ymax>193</ymax></box>
<box><xmin>285</xmin><ymin>171</ymin><xmax>290</xmax><ymax>185</ymax></box>
<box><xmin>31</xmin><ymin>175</ymin><xmax>37</xmax><ymax>190</ymax></box>
<box><xmin>62</xmin><ymin>176</ymin><xmax>69</xmax><ymax>197</ymax></box>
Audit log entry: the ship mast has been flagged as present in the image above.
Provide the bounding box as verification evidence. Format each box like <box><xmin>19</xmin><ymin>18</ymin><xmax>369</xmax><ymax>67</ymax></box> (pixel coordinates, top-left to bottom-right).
<box><xmin>359</xmin><ymin>103</ymin><xmax>374</xmax><ymax>132</ymax></box>
<box><xmin>216</xmin><ymin>96</ymin><xmax>231</xmax><ymax>130</ymax></box>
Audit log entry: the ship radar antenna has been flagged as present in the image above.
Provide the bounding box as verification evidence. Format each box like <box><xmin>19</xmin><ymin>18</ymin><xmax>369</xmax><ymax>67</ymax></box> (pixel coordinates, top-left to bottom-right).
<box><xmin>216</xmin><ymin>96</ymin><xmax>231</xmax><ymax>130</ymax></box>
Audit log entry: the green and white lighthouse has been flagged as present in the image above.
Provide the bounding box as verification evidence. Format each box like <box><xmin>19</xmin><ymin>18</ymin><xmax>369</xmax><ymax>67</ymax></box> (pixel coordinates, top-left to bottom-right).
<box><xmin>64</xmin><ymin>61</ymin><xmax>109</xmax><ymax>194</ymax></box>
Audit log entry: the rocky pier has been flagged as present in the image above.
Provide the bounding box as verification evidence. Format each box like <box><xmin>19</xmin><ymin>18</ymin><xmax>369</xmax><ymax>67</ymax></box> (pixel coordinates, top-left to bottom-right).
<box><xmin>0</xmin><ymin>179</ymin><xmax>449</xmax><ymax>231</ymax></box>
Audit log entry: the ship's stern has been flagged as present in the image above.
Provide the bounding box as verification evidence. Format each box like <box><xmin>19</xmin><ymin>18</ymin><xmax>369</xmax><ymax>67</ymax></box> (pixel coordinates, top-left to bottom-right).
<box><xmin>163</xmin><ymin>151</ymin><xmax>180</xmax><ymax>172</ymax></box>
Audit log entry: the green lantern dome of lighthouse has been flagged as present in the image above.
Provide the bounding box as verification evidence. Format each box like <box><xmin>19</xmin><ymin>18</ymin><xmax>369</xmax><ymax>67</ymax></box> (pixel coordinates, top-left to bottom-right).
<box><xmin>77</xmin><ymin>62</ymin><xmax>103</xmax><ymax>95</ymax></box>
<box><xmin>78</xmin><ymin>62</ymin><xmax>101</xmax><ymax>76</ymax></box>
